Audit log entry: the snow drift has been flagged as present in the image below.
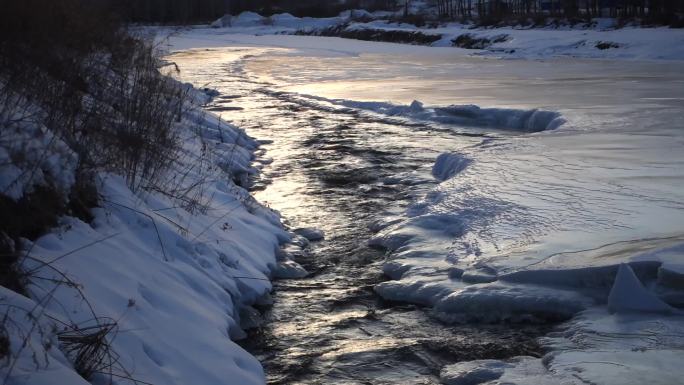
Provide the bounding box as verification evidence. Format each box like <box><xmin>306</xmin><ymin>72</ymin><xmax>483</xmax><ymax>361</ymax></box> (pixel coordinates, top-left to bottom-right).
<box><xmin>432</xmin><ymin>152</ymin><xmax>472</xmax><ymax>181</ymax></box>
<box><xmin>0</xmin><ymin>85</ymin><xmax>292</xmax><ymax>385</ymax></box>
<box><xmin>290</xmin><ymin>95</ymin><xmax>566</xmax><ymax>132</ymax></box>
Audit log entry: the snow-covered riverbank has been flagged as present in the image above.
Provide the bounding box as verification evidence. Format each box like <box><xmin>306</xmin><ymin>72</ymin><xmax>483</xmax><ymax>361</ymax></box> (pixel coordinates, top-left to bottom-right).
<box><xmin>1</xmin><ymin>85</ymin><xmax>292</xmax><ymax>384</ymax></box>
<box><xmin>162</xmin><ymin>26</ymin><xmax>684</xmax><ymax>385</ymax></box>
<box><xmin>5</xmin><ymin>18</ymin><xmax>680</xmax><ymax>384</ymax></box>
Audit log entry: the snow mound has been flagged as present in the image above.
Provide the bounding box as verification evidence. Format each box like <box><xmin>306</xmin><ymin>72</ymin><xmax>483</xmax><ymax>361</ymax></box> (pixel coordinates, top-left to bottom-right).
<box><xmin>381</xmin><ymin>260</ymin><xmax>414</xmax><ymax>279</ymax></box>
<box><xmin>368</xmin><ymin>230</ymin><xmax>414</xmax><ymax>251</ymax></box>
<box><xmin>0</xmin><ymin>116</ymin><xmax>78</xmax><ymax>200</ymax></box>
<box><xmin>271</xmin><ymin>13</ymin><xmax>298</xmax><ymax>23</ymax></box>
<box><xmin>434</xmin><ymin>105</ymin><xmax>566</xmax><ymax>132</ymax></box>
<box><xmin>293</xmin><ymin>94</ymin><xmax>565</xmax><ymax>132</ymax></box>
<box><xmin>273</xmin><ymin>260</ymin><xmax>308</xmax><ymax>279</ymax></box>
<box><xmin>411</xmin><ymin>213</ymin><xmax>467</xmax><ymax>236</ymax></box>
<box><xmin>293</xmin><ymin>227</ymin><xmax>325</xmax><ymax>241</ymax></box>
<box><xmin>608</xmin><ymin>263</ymin><xmax>674</xmax><ymax>314</ymax></box>
<box><xmin>500</xmin><ymin>262</ymin><xmax>656</xmax><ymax>289</ymax></box>
<box><xmin>375</xmin><ymin>277</ymin><xmax>465</xmax><ymax>306</ymax></box>
<box><xmin>210</xmin><ymin>15</ymin><xmax>231</xmax><ymax>28</ymax></box>
<box><xmin>289</xmin><ymin>234</ymin><xmax>310</xmax><ymax>248</ymax></box>
<box><xmin>432</xmin><ymin>152</ymin><xmax>472</xmax><ymax>181</ymax></box>
<box><xmin>232</xmin><ymin>12</ymin><xmax>264</xmax><ymax>26</ymax></box>
<box><xmin>434</xmin><ymin>283</ymin><xmax>592</xmax><ymax>323</ymax></box>
<box><xmin>461</xmin><ymin>267</ymin><xmax>498</xmax><ymax>283</ymax></box>
<box><xmin>210</xmin><ymin>11</ymin><xmax>342</xmax><ymax>32</ymax></box>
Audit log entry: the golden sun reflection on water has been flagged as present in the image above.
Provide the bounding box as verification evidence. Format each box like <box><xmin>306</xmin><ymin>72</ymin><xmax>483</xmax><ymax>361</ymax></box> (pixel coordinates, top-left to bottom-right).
<box><xmin>272</xmin><ymin>309</ymin><xmax>368</xmax><ymax>338</ymax></box>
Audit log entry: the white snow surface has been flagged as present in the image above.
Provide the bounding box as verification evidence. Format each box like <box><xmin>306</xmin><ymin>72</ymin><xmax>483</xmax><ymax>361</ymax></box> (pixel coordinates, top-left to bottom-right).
<box><xmin>0</xmin><ymin>95</ymin><xmax>78</xmax><ymax>200</ymax></box>
<box><xmin>432</xmin><ymin>152</ymin><xmax>472</xmax><ymax>181</ymax></box>
<box><xmin>1</xmin><ymin>86</ymin><xmax>293</xmax><ymax>384</ymax></box>
<box><xmin>198</xmin><ymin>11</ymin><xmax>684</xmax><ymax>61</ymax></box>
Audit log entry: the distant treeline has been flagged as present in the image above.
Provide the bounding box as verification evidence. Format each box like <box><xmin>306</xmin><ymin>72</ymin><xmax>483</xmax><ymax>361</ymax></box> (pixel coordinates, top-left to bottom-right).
<box><xmin>114</xmin><ymin>0</ymin><xmax>683</xmax><ymax>25</ymax></box>
<box><xmin>119</xmin><ymin>0</ymin><xmax>399</xmax><ymax>23</ymax></box>
<box><xmin>436</xmin><ymin>0</ymin><xmax>684</xmax><ymax>25</ymax></box>
<box><xmin>119</xmin><ymin>0</ymin><xmax>228</xmax><ymax>23</ymax></box>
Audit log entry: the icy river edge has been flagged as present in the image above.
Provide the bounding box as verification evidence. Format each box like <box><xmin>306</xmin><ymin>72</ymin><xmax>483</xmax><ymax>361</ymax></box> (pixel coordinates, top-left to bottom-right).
<box><xmin>162</xmin><ymin>29</ymin><xmax>682</xmax><ymax>384</ymax></box>
<box><xmin>164</xmin><ymin>28</ymin><xmax>684</xmax><ymax>385</ymax></box>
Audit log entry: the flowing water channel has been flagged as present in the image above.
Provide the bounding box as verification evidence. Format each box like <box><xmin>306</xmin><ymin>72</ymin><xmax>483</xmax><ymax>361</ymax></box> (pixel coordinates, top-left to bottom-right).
<box><xmin>169</xmin><ymin>48</ymin><xmax>547</xmax><ymax>384</ymax></box>
<box><xmin>167</xmin><ymin>38</ymin><xmax>684</xmax><ymax>384</ymax></box>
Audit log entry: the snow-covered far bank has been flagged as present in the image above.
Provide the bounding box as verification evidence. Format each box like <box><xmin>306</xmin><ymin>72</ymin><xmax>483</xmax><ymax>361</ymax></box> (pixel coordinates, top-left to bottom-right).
<box><xmin>193</xmin><ymin>11</ymin><xmax>684</xmax><ymax>61</ymax></box>
<box><xmin>0</xmin><ymin>83</ymin><xmax>301</xmax><ymax>384</ymax></box>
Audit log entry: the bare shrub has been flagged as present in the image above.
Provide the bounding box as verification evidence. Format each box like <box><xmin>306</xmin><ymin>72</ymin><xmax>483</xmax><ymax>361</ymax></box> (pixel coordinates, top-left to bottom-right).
<box><xmin>1</xmin><ymin>0</ymin><xmax>188</xmax><ymax>195</ymax></box>
<box><xmin>0</xmin><ymin>276</ymin><xmax>145</xmax><ymax>384</ymax></box>
<box><xmin>57</xmin><ymin>318</ymin><xmax>119</xmax><ymax>380</ymax></box>
<box><xmin>0</xmin><ymin>1</ymin><xmax>196</xmax><ymax>382</ymax></box>
<box><xmin>90</xmin><ymin>39</ymin><xmax>187</xmax><ymax>193</ymax></box>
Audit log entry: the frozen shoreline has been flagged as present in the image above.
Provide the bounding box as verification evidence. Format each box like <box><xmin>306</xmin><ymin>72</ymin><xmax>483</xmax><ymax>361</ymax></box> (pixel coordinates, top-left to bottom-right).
<box><xmin>162</xmin><ymin>28</ymin><xmax>684</xmax><ymax>385</ymax></box>
<box><xmin>1</xmin><ymin>83</ymin><xmax>294</xmax><ymax>384</ymax></box>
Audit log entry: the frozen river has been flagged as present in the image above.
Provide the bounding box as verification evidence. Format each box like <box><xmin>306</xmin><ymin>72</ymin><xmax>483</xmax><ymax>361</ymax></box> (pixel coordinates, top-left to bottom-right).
<box><xmin>168</xmin><ymin>34</ymin><xmax>684</xmax><ymax>385</ymax></box>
